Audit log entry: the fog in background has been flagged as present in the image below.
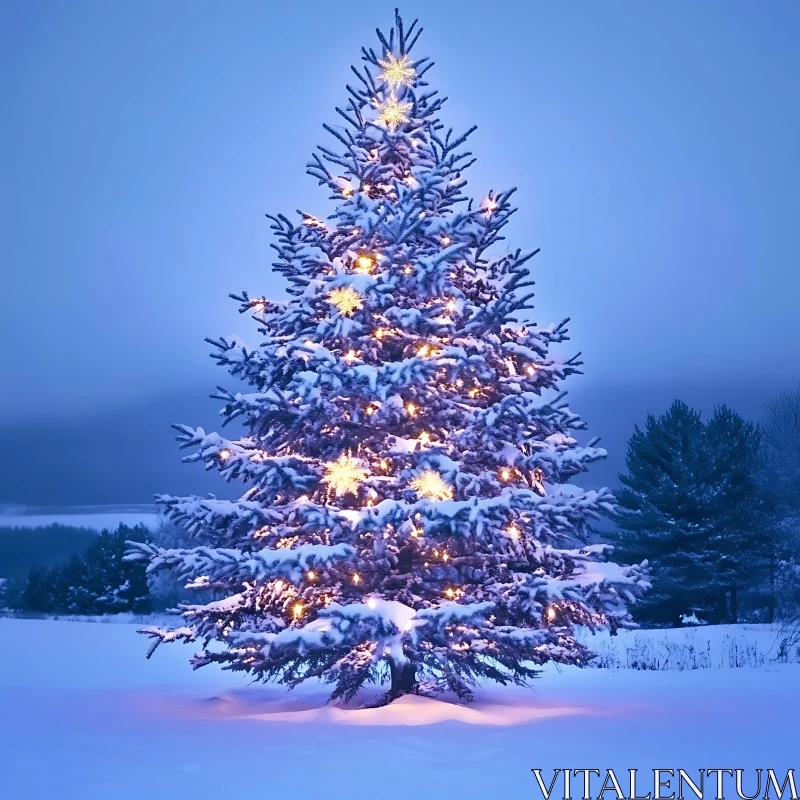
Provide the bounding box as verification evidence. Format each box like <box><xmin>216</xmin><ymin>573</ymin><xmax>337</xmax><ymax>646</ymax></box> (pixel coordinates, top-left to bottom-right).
<box><xmin>2</xmin><ymin>1</ymin><xmax>798</xmax><ymax>505</ymax></box>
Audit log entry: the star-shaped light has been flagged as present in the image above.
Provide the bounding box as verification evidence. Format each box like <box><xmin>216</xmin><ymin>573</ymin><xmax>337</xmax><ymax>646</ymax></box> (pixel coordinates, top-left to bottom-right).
<box><xmin>410</xmin><ymin>469</ymin><xmax>453</xmax><ymax>501</ymax></box>
<box><xmin>328</xmin><ymin>286</ymin><xmax>363</xmax><ymax>316</ymax></box>
<box><xmin>323</xmin><ymin>454</ymin><xmax>369</xmax><ymax>497</ymax></box>
<box><xmin>376</xmin><ymin>95</ymin><xmax>412</xmax><ymax>132</ymax></box>
<box><xmin>378</xmin><ymin>53</ymin><xmax>416</xmax><ymax>89</ymax></box>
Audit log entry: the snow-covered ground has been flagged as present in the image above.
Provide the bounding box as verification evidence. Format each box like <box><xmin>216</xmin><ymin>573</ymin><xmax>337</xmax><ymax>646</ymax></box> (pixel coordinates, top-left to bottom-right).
<box><xmin>0</xmin><ymin>617</ymin><xmax>796</xmax><ymax>798</ymax></box>
<box><xmin>0</xmin><ymin>503</ymin><xmax>160</xmax><ymax>532</ymax></box>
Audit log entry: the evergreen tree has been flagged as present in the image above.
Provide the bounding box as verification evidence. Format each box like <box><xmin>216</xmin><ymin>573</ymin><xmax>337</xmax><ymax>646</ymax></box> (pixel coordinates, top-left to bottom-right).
<box><xmin>127</xmin><ymin>11</ymin><xmax>647</xmax><ymax>704</ymax></box>
<box><xmin>614</xmin><ymin>401</ymin><xmax>709</xmax><ymax>624</ymax></box>
<box><xmin>702</xmin><ymin>406</ymin><xmax>766</xmax><ymax>622</ymax></box>
<box><xmin>615</xmin><ymin>401</ymin><xmax>767</xmax><ymax>624</ymax></box>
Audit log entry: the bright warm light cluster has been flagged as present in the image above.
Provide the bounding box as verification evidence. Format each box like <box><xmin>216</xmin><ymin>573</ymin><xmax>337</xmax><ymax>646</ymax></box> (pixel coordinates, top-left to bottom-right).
<box><xmin>376</xmin><ymin>95</ymin><xmax>412</xmax><ymax>132</ymax></box>
<box><xmin>323</xmin><ymin>454</ymin><xmax>369</xmax><ymax>497</ymax></box>
<box><xmin>410</xmin><ymin>469</ymin><xmax>453</xmax><ymax>501</ymax></box>
<box><xmin>378</xmin><ymin>53</ymin><xmax>416</xmax><ymax>89</ymax></box>
<box><xmin>328</xmin><ymin>286</ymin><xmax>363</xmax><ymax>316</ymax></box>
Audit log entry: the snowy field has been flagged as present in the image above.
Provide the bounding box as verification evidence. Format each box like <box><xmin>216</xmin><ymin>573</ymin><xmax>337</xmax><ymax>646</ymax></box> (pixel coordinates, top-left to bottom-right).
<box><xmin>0</xmin><ymin>617</ymin><xmax>797</xmax><ymax>799</ymax></box>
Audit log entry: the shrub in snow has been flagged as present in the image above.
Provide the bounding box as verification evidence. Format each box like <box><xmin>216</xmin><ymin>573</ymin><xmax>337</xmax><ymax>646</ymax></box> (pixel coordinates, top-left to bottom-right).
<box><xmin>126</xmin><ymin>11</ymin><xmax>648</xmax><ymax>705</ymax></box>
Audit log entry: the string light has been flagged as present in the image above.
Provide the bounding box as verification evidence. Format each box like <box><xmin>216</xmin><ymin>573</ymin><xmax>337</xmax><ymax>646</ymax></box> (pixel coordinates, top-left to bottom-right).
<box><xmin>218</xmin><ymin>449</ymin><xmax>231</xmax><ymax>460</ymax></box>
<box><xmin>323</xmin><ymin>454</ymin><xmax>368</xmax><ymax>497</ymax></box>
<box><xmin>352</xmin><ymin>227</ymin><xmax>360</xmax><ymax>234</ymax></box>
<box><xmin>328</xmin><ymin>286</ymin><xmax>363</xmax><ymax>316</ymax></box>
<box><xmin>355</xmin><ymin>254</ymin><xmax>375</xmax><ymax>274</ymax></box>
<box><xmin>379</xmin><ymin>459</ymin><xmax>389</xmax><ymax>470</ymax></box>
<box><xmin>344</xmin><ymin>349</ymin><xmax>358</xmax><ymax>362</ymax></box>
<box><xmin>307</xmin><ymin>570</ymin><xmax>317</xmax><ymax>581</ymax></box>
<box><xmin>440</xmin><ymin>236</ymin><xmax>452</xmax><ymax>246</ymax></box>
<box><xmin>446</xmin><ymin>299</ymin><xmax>456</xmax><ymax>312</ymax></box>
<box><xmin>526</xmin><ymin>365</ymin><xmax>537</xmax><ymax>376</ymax></box>
<box><xmin>417</xmin><ymin>344</ymin><xmax>430</xmax><ymax>357</ymax></box>
<box><xmin>352</xmin><ymin>573</ymin><xmax>361</xmax><ymax>584</ymax></box>
<box><xmin>293</xmin><ymin>602</ymin><xmax>305</xmax><ymax>620</ymax></box>
<box><xmin>361</xmin><ymin>183</ymin><xmax>372</xmax><ymax>193</ymax></box>
<box><xmin>375</xmin><ymin>95</ymin><xmax>412</xmax><ymax>132</ymax></box>
<box><xmin>506</xmin><ymin>524</ymin><xmax>520</xmax><ymax>540</ymax></box>
<box><xmin>417</xmin><ymin>431</ymin><xmax>431</xmax><ymax>446</ymax></box>
<box><xmin>251</xmin><ymin>300</ymin><xmax>265</xmax><ymax>312</ymax></box>
<box><xmin>500</xmin><ymin>468</ymin><xmax>512</xmax><ymax>481</ymax></box>
<box><xmin>403</xmin><ymin>264</ymin><xmax>413</xmax><ymax>275</ymax></box>
<box><xmin>341</xmin><ymin>184</ymin><xmax>354</xmax><ymax>197</ymax></box>
<box><xmin>410</xmin><ymin>470</ymin><xmax>453</xmax><ymax>501</ymax></box>
<box><xmin>546</xmin><ymin>606</ymin><xmax>556</xmax><ymax>622</ymax></box>
<box><xmin>406</xmin><ymin>402</ymin><xmax>417</xmax><ymax>416</ymax></box>
<box><xmin>378</xmin><ymin>53</ymin><xmax>416</xmax><ymax>89</ymax></box>
<box><xmin>483</xmin><ymin>196</ymin><xmax>498</xmax><ymax>215</ymax></box>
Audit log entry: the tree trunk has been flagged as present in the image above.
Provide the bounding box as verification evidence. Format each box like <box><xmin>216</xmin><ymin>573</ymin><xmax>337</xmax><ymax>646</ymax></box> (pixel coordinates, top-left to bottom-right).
<box><xmin>390</xmin><ymin>660</ymin><xmax>416</xmax><ymax>698</ymax></box>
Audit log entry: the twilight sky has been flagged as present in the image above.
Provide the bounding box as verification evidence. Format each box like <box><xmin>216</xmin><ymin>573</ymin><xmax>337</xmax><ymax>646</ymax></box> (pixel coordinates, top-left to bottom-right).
<box><xmin>2</xmin><ymin>1</ymin><xmax>799</xmax><ymax>505</ymax></box>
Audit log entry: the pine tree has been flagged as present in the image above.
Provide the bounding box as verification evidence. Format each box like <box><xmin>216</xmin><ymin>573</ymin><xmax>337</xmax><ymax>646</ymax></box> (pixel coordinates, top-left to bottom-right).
<box><xmin>127</xmin><ymin>11</ymin><xmax>647</xmax><ymax>704</ymax></box>
<box><xmin>614</xmin><ymin>401</ymin><xmax>710</xmax><ymax>624</ymax></box>
<box><xmin>614</xmin><ymin>401</ymin><xmax>767</xmax><ymax>625</ymax></box>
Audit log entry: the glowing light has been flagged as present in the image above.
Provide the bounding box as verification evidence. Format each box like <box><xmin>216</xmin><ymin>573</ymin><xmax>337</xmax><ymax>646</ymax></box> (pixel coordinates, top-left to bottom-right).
<box><xmin>417</xmin><ymin>344</ymin><xmax>430</xmax><ymax>357</ymax></box>
<box><xmin>362</xmin><ymin>183</ymin><xmax>372</xmax><ymax>193</ymax></box>
<box><xmin>546</xmin><ymin>606</ymin><xmax>556</xmax><ymax>622</ymax></box>
<box><xmin>344</xmin><ymin>349</ymin><xmax>358</xmax><ymax>362</ymax></box>
<box><xmin>355</xmin><ymin>254</ymin><xmax>375</xmax><ymax>273</ymax></box>
<box><xmin>456</xmin><ymin>378</ymin><xmax>464</xmax><ymax>388</ymax></box>
<box><xmin>341</xmin><ymin>184</ymin><xmax>354</xmax><ymax>197</ymax></box>
<box><xmin>365</xmin><ymin>405</ymin><xmax>375</xmax><ymax>416</ymax></box>
<box><xmin>328</xmin><ymin>286</ymin><xmax>363</xmax><ymax>316</ymax></box>
<box><xmin>323</xmin><ymin>454</ymin><xmax>368</xmax><ymax>497</ymax></box>
<box><xmin>410</xmin><ymin>526</ymin><xmax>421</xmax><ymax>538</ymax></box>
<box><xmin>441</xmin><ymin>236</ymin><xmax>451</xmax><ymax>246</ymax></box>
<box><xmin>352</xmin><ymin>573</ymin><xmax>361</xmax><ymax>584</ymax></box>
<box><xmin>292</xmin><ymin>602</ymin><xmax>304</xmax><ymax>619</ymax></box>
<box><xmin>352</xmin><ymin>227</ymin><xmax>360</xmax><ymax>234</ymax></box>
<box><xmin>307</xmin><ymin>570</ymin><xmax>316</xmax><ymax>581</ymax></box>
<box><xmin>367</xmin><ymin>598</ymin><xmax>377</xmax><ymax>609</ymax></box>
<box><xmin>526</xmin><ymin>364</ymin><xmax>537</xmax><ymax>376</ymax></box>
<box><xmin>500</xmin><ymin>468</ymin><xmax>512</xmax><ymax>481</ymax></box>
<box><xmin>275</xmin><ymin>537</ymin><xmax>297</xmax><ymax>549</ymax></box>
<box><xmin>418</xmin><ymin>431</ymin><xmax>431</xmax><ymax>446</ymax></box>
<box><xmin>483</xmin><ymin>196</ymin><xmax>498</xmax><ymax>215</ymax></box>
<box><xmin>379</xmin><ymin>459</ymin><xmax>389</xmax><ymax>470</ymax></box>
<box><xmin>406</xmin><ymin>402</ymin><xmax>417</xmax><ymax>416</ymax></box>
<box><xmin>218</xmin><ymin>449</ymin><xmax>231</xmax><ymax>460</ymax></box>
<box><xmin>506</xmin><ymin>524</ymin><xmax>520</xmax><ymax>540</ymax></box>
<box><xmin>378</xmin><ymin>53</ymin><xmax>416</xmax><ymax>89</ymax></box>
<box><xmin>446</xmin><ymin>299</ymin><xmax>456</xmax><ymax>312</ymax></box>
<box><xmin>403</xmin><ymin>264</ymin><xmax>413</xmax><ymax>275</ymax></box>
<box><xmin>251</xmin><ymin>300</ymin><xmax>265</xmax><ymax>312</ymax></box>
<box><xmin>376</xmin><ymin>95</ymin><xmax>412</xmax><ymax>132</ymax></box>
<box><xmin>410</xmin><ymin>470</ymin><xmax>453</xmax><ymax>501</ymax></box>
<box><xmin>442</xmin><ymin>553</ymin><xmax>450</xmax><ymax>562</ymax></box>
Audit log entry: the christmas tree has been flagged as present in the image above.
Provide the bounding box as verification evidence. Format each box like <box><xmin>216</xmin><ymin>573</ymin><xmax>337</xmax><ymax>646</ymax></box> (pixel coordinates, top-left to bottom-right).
<box><xmin>127</xmin><ymin>10</ymin><xmax>648</xmax><ymax>704</ymax></box>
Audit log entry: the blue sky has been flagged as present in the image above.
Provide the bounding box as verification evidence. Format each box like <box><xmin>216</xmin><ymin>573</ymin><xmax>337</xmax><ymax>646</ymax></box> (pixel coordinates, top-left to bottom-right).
<box><xmin>2</xmin><ymin>1</ymin><xmax>798</xmax><ymax>503</ymax></box>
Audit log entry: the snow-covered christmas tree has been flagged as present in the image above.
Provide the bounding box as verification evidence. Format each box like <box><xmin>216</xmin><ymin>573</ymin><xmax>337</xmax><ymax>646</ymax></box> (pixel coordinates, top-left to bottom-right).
<box><xmin>127</xmin><ymin>10</ymin><xmax>648</xmax><ymax>704</ymax></box>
